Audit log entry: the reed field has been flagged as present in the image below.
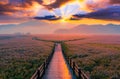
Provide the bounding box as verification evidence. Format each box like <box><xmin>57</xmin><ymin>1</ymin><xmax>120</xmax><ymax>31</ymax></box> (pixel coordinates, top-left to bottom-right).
<box><xmin>0</xmin><ymin>35</ymin><xmax>54</xmax><ymax>79</ymax></box>
<box><xmin>62</xmin><ymin>35</ymin><xmax>120</xmax><ymax>79</ymax></box>
<box><xmin>0</xmin><ymin>34</ymin><xmax>120</xmax><ymax>79</ymax></box>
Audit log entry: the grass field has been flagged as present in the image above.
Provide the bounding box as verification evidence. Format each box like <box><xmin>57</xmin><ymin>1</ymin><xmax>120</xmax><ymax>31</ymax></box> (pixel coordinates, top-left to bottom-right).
<box><xmin>0</xmin><ymin>35</ymin><xmax>54</xmax><ymax>79</ymax></box>
<box><xmin>63</xmin><ymin>35</ymin><xmax>120</xmax><ymax>79</ymax></box>
<box><xmin>35</xmin><ymin>34</ymin><xmax>120</xmax><ymax>79</ymax></box>
<box><xmin>33</xmin><ymin>34</ymin><xmax>120</xmax><ymax>79</ymax></box>
<box><xmin>0</xmin><ymin>34</ymin><xmax>120</xmax><ymax>79</ymax></box>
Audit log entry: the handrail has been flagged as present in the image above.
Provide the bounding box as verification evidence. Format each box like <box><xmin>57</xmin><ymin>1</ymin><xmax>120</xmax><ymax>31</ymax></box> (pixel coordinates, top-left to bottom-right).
<box><xmin>67</xmin><ymin>58</ymin><xmax>90</xmax><ymax>79</ymax></box>
<box><xmin>30</xmin><ymin>43</ymin><xmax>56</xmax><ymax>79</ymax></box>
<box><xmin>61</xmin><ymin>43</ymin><xmax>90</xmax><ymax>79</ymax></box>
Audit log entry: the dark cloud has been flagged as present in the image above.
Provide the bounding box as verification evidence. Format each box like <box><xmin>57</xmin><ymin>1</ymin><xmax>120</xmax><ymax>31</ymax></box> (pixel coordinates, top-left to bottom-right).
<box><xmin>109</xmin><ymin>0</ymin><xmax>120</xmax><ymax>5</ymax></box>
<box><xmin>0</xmin><ymin>3</ymin><xmax>19</xmax><ymax>15</ymax></box>
<box><xmin>0</xmin><ymin>0</ymin><xmax>8</xmax><ymax>4</ymax></box>
<box><xmin>7</xmin><ymin>0</ymin><xmax>71</xmax><ymax>9</ymax></box>
<box><xmin>34</xmin><ymin>15</ymin><xmax>61</xmax><ymax>20</ymax></box>
<box><xmin>73</xmin><ymin>6</ymin><xmax>120</xmax><ymax>21</ymax></box>
<box><xmin>0</xmin><ymin>0</ymin><xmax>71</xmax><ymax>16</ymax></box>
<box><xmin>45</xmin><ymin>0</ymin><xmax>73</xmax><ymax>9</ymax></box>
<box><xmin>22</xmin><ymin>0</ymin><xmax>43</xmax><ymax>7</ymax></box>
<box><xmin>55</xmin><ymin>24</ymin><xmax>120</xmax><ymax>34</ymax></box>
<box><xmin>1</xmin><ymin>0</ymin><xmax>120</xmax><ymax>22</ymax></box>
<box><xmin>0</xmin><ymin>0</ymin><xmax>40</xmax><ymax>15</ymax></box>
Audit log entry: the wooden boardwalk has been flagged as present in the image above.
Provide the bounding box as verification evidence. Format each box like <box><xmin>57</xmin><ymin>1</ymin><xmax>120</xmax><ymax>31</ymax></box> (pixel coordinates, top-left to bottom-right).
<box><xmin>43</xmin><ymin>43</ymin><xmax>76</xmax><ymax>79</ymax></box>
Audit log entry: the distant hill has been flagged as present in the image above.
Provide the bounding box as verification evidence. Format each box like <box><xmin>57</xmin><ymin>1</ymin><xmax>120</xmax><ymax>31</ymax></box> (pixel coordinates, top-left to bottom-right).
<box><xmin>55</xmin><ymin>24</ymin><xmax>120</xmax><ymax>34</ymax></box>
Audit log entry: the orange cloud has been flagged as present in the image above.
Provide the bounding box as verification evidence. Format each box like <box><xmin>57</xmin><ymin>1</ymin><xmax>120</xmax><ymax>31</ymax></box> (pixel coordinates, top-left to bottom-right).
<box><xmin>0</xmin><ymin>0</ymin><xmax>45</xmax><ymax>17</ymax></box>
<box><xmin>109</xmin><ymin>0</ymin><xmax>120</xmax><ymax>5</ymax></box>
<box><xmin>84</xmin><ymin>0</ymin><xmax>109</xmax><ymax>12</ymax></box>
<box><xmin>44</xmin><ymin>0</ymin><xmax>74</xmax><ymax>9</ymax></box>
<box><xmin>0</xmin><ymin>0</ymin><xmax>8</xmax><ymax>4</ymax></box>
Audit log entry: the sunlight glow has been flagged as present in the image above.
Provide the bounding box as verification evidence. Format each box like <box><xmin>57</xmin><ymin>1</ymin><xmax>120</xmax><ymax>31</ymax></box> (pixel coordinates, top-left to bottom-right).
<box><xmin>57</xmin><ymin>0</ymin><xmax>86</xmax><ymax>21</ymax></box>
<box><xmin>60</xmin><ymin>18</ymin><xmax>68</xmax><ymax>23</ymax></box>
<box><xmin>37</xmin><ymin>0</ymin><xmax>89</xmax><ymax>21</ymax></box>
<box><xmin>49</xmin><ymin>18</ymin><xmax>120</xmax><ymax>25</ymax></box>
<box><xmin>43</xmin><ymin>0</ymin><xmax>56</xmax><ymax>5</ymax></box>
<box><xmin>59</xmin><ymin>1</ymin><xmax>81</xmax><ymax>20</ymax></box>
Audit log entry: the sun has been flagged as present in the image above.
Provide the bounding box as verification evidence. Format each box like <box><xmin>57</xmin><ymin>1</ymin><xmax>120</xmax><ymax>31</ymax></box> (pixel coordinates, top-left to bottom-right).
<box><xmin>60</xmin><ymin>17</ymin><xmax>69</xmax><ymax>22</ymax></box>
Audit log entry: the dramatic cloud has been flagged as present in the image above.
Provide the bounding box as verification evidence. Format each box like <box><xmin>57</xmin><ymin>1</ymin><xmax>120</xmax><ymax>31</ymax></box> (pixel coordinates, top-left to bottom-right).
<box><xmin>0</xmin><ymin>5</ymin><xmax>17</xmax><ymax>15</ymax></box>
<box><xmin>44</xmin><ymin>0</ymin><xmax>73</xmax><ymax>9</ymax></box>
<box><xmin>0</xmin><ymin>0</ymin><xmax>72</xmax><ymax>16</ymax></box>
<box><xmin>84</xmin><ymin>0</ymin><xmax>120</xmax><ymax>11</ymax></box>
<box><xmin>0</xmin><ymin>0</ymin><xmax>45</xmax><ymax>17</ymax></box>
<box><xmin>0</xmin><ymin>0</ymin><xmax>37</xmax><ymax>16</ymax></box>
<box><xmin>34</xmin><ymin>15</ymin><xmax>61</xmax><ymax>20</ymax></box>
<box><xmin>85</xmin><ymin>0</ymin><xmax>109</xmax><ymax>11</ymax></box>
<box><xmin>0</xmin><ymin>0</ymin><xmax>9</xmax><ymax>4</ymax></box>
<box><xmin>0</xmin><ymin>0</ymin><xmax>120</xmax><ymax>23</ymax></box>
<box><xmin>73</xmin><ymin>6</ymin><xmax>120</xmax><ymax>21</ymax></box>
<box><xmin>109</xmin><ymin>0</ymin><xmax>120</xmax><ymax>5</ymax></box>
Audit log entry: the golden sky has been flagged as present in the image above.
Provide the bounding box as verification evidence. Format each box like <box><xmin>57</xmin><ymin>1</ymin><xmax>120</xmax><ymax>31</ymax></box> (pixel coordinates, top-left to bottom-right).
<box><xmin>0</xmin><ymin>0</ymin><xmax>120</xmax><ymax>34</ymax></box>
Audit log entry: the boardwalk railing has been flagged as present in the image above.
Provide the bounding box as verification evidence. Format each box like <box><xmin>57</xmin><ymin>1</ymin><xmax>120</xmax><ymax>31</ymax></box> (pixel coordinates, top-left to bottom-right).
<box><xmin>31</xmin><ymin>43</ymin><xmax>56</xmax><ymax>79</ymax></box>
<box><xmin>67</xmin><ymin>58</ymin><xmax>90</xmax><ymax>79</ymax></box>
<box><xmin>61</xmin><ymin>43</ymin><xmax>90</xmax><ymax>79</ymax></box>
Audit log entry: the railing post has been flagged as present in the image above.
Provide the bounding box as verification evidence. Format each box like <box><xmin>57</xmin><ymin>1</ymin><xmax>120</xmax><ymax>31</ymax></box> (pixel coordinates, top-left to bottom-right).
<box><xmin>45</xmin><ymin>58</ymin><xmax>48</xmax><ymax>68</ymax></box>
<box><xmin>78</xmin><ymin>67</ymin><xmax>82</xmax><ymax>79</ymax></box>
<box><xmin>70</xmin><ymin>58</ymin><xmax>72</xmax><ymax>67</ymax></box>
<box><xmin>73</xmin><ymin>61</ymin><xmax>75</xmax><ymax>70</ymax></box>
<box><xmin>37</xmin><ymin>69</ymin><xmax>40</xmax><ymax>79</ymax></box>
<box><xmin>43</xmin><ymin>62</ymin><xmax>46</xmax><ymax>74</ymax></box>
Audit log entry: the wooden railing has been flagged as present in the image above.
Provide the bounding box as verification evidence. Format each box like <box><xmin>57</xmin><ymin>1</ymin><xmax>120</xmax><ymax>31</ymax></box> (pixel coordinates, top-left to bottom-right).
<box><xmin>30</xmin><ymin>43</ymin><xmax>56</xmax><ymax>79</ymax></box>
<box><xmin>61</xmin><ymin>43</ymin><xmax>90</xmax><ymax>79</ymax></box>
<box><xmin>67</xmin><ymin>58</ymin><xmax>90</xmax><ymax>79</ymax></box>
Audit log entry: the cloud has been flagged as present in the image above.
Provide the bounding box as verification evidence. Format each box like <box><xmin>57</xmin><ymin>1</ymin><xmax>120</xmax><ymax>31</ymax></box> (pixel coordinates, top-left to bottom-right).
<box><xmin>109</xmin><ymin>0</ymin><xmax>120</xmax><ymax>5</ymax></box>
<box><xmin>34</xmin><ymin>15</ymin><xmax>61</xmax><ymax>20</ymax></box>
<box><xmin>0</xmin><ymin>0</ymin><xmax>72</xmax><ymax>16</ymax></box>
<box><xmin>85</xmin><ymin>0</ymin><xmax>109</xmax><ymax>11</ymax></box>
<box><xmin>0</xmin><ymin>3</ymin><xmax>20</xmax><ymax>15</ymax></box>
<box><xmin>73</xmin><ymin>6</ymin><xmax>120</xmax><ymax>21</ymax></box>
<box><xmin>0</xmin><ymin>0</ymin><xmax>9</xmax><ymax>4</ymax></box>
<box><xmin>0</xmin><ymin>0</ymin><xmax>120</xmax><ymax>23</ymax></box>
<box><xmin>84</xmin><ymin>0</ymin><xmax>120</xmax><ymax>12</ymax></box>
<box><xmin>34</xmin><ymin>5</ymin><xmax>120</xmax><ymax>21</ymax></box>
<box><xmin>0</xmin><ymin>0</ymin><xmax>43</xmax><ymax>16</ymax></box>
<box><xmin>44</xmin><ymin>0</ymin><xmax>73</xmax><ymax>9</ymax></box>
<box><xmin>55</xmin><ymin>24</ymin><xmax>120</xmax><ymax>34</ymax></box>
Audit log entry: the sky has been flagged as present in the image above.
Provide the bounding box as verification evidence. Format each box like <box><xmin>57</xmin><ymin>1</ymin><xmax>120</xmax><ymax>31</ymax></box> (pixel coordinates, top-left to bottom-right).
<box><xmin>0</xmin><ymin>0</ymin><xmax>120</xmax><ymax>34</ymax></box>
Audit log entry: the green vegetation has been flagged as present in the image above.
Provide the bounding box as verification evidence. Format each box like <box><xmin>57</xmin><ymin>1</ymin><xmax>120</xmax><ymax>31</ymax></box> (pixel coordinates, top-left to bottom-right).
<box><xmin>61</xmin><ymin>42</ymin><xmax>69</xmax><ymax>54</ymax></box>
<box><xmin>0</xmin><ymin>36</ymin><xmax>54</xmax><ymax>79</ymax></box>
<box><xmin>63</xmin><ymin>42</ymin><xmax>120</xmax><ymax>79</ymax></box>
<box><xmin>0</xmin><ymin>58</ymin><xmax>44</xmax><ymax>79</ymax></box>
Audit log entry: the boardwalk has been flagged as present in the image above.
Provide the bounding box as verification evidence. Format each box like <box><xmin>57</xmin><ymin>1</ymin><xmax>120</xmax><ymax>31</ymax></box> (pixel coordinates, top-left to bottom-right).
<box><xmin>43</xmin><ymin>43</ymin><xmax>76</xmax><ymax>79</ymax></box>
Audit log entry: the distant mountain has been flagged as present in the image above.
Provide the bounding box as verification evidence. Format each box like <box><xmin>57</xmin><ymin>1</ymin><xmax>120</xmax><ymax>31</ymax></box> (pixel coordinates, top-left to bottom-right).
<box><xmin>55</xmin><ymin>24</ymin><xmax>120</xmax><ymax>34</ymax></box>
